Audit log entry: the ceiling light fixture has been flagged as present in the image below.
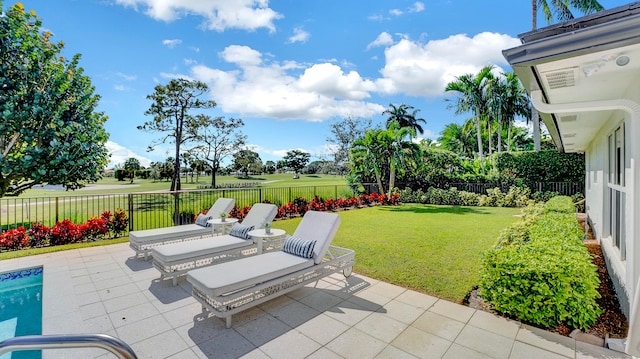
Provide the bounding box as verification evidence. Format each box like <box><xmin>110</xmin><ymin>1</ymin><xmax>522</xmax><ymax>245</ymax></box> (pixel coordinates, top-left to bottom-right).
<box><xmin>616</xmin><ymin>55</ymin><xmax>630</xmax><ymax>67</ymax></box>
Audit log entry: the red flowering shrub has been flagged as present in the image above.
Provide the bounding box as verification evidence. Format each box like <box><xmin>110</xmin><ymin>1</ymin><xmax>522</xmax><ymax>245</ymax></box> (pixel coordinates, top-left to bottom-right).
<box><xmin>50</xmin><ymin>219</ymin><xmax>82</xmax><ymax>245</ymax></box>
<box><xmin>80</xmin><ymin>217</ymin><xmax>108</xmax><ymax>240</ymax></box>
<box><xmin>112</xmin><ymin>209</ymin><xmax>128</xmax><ymax>237</ymax></box>
<box><xmin>229</xmin><ymin>206</ymin><xmax>251</xmax><ymax>220</ymax></box>
<box><xmin>0</xmin><ymin>227</ymin><xmax>28</xmax><ymax>250</ymax></box>
<box><xmin>28</xmin><ymin>222</ymin><xmax>50</xmax><ymax>247</ymax></box>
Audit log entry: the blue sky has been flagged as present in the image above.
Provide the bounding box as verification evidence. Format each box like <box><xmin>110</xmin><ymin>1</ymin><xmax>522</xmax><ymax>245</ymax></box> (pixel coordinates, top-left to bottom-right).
<box><xmin>13</xmin><ymin>0</ymin><xmax>625</xmax><ymax>168</ymax></box>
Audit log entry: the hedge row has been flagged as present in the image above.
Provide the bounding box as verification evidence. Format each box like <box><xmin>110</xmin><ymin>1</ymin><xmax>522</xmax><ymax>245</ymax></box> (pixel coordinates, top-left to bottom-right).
<box><xmin>478</xmin><ymin>196</ymin><xmax>601</xmax><ymax>330</ymax></box>
<box><xmin>398</xmin><ymin>186</ymin><xmax>585</xmax><ymax>209</ymax></box>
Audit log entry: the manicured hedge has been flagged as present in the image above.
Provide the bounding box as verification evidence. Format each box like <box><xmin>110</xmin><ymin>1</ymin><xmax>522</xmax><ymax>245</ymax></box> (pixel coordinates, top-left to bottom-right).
<box><xmin>479</xmin><ymin>200</ymin><xmax>601</xmax><ymax>330</ymax></box>
<box><xmin>495</xmin><ymin>150</ymin><xmax>585</xmax><ymax>187</ymax></box>
<box><xmin>544</xmin><ymin>195</ymin><xmax>576</xmax><ymax>214</ymax></box>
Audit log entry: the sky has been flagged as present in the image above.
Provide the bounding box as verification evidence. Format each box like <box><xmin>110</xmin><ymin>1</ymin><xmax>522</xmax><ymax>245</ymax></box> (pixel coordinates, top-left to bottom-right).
<box><xmin>11</xmin><ymin>0</ymin><xmax>626</xmax><ymax>168</ymax></box>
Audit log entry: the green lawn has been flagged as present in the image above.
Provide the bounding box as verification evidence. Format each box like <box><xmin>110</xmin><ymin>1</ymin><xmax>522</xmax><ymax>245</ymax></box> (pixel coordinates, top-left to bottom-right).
<box><xmin>272</xmin><ymin>204</ymin><xmax>520</xmax><ymax>303</ymax></box>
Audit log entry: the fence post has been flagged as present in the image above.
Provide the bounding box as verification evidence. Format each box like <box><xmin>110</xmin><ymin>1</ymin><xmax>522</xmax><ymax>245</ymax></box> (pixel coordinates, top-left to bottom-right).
<box><xmin>335</xmin><ymin>185</ymin><xmax>338</xmax><ymax>200</ymax></box>
<box><xmin>259</xmin><ymin>188</ymin><xmax>262</xmax><ymax>203</ymax></box>
<box><xmin>128</xmin><ymin>194</ymin><xmax>134</xmax><ymax>231</ymax></box>
<box><xmin>55</xmin><ymin>197</ymin><xmax>59</xmax><ymax>223</ymax></box>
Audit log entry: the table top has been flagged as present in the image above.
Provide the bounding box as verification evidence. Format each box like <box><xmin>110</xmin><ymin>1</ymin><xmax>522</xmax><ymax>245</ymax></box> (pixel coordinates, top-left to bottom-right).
<box><xmin>207</xmin><ymin>217</ymin><xmax>239</xmax><ymax>225</ymax></box>
<box><xmin>247</xmin><ymin>228</ymin><xmax>286</xmax><ymax>238</ymax></box>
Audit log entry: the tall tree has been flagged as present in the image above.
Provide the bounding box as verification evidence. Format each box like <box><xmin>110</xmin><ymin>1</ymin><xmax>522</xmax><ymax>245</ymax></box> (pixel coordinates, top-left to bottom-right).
<box><xmin>231</xmin><ymin>149</ymin><xmax>262</xmax><ymax>177</ymax></box>
<box><xmin>383</xmin><ymin>104</ymin><xmax>426</xmax><ymax>138</ymax></box>
<box><xmin>351</xmin><ymin>129</ymin><xmax>386</xmax><ymax>194</ymax></box>
<box><xmin>445</xmin><ymin>66</ymin><xmax>494</xmax><ymax>173</ymax></box>
<box><xmin>138</xmin><ymin>79</ymin><xmax>215</xmax><ymax>191</ymax></box>
<box><xmin>123</xmin><ymin>158</ymin><xmax>140</xmax><ymax>184</ymax></box>
<box><xmin>326</xmin><ymin>116</ymin><xmax>372</xmax><ymax>174</ymax></box>
<box><xmin>0</xmin><ymin>3</ymin><xmax>110</xmax><ymax>196</ymax></box>
<box><xmin>499</xmin><ymin>73</ymin><xmax>531</xmax><ymax>151</ymax></box>
<box><xmin>438</xmin><ymin>123</ymin><xmax>474</xmax><ymax>157</ymax></box>
<box><xmin>191</xmin><ymin>115</ymin><xmax>246</xmax><ymax>188</ymax></box>
<box><xmin>283</xmin><ymin>150</ymin><xmax>311</xmax><ymax>178</ymax></box>
<box><xmin>531</xmin><ymin>0</ymin><xmax>604</xmax><ymax>150</ymax></box>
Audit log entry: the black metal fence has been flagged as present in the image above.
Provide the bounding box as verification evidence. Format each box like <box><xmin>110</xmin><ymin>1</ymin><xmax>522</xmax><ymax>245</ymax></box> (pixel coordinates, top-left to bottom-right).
<box><xmin>0</xmin><ymin>182</ymin><xmax>581</xmax><ymax>233</ymax></box>
<box><xmin>0</xmin><ymin>184</ymin><xmax>358</xmax><ymax>232</ymax></box>
<box><xmin>448</xmin><ymin>182</ymin><xmax>584</xmax><ymax>196</ymax></box>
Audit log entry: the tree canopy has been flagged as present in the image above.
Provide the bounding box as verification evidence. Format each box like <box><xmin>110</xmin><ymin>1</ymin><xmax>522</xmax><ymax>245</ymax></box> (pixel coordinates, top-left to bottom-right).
<box><xmin>0</xmin><ymin>2</ymin><xmax>110</xmax><ymax>196</ymax></box>
<box><xmin>138</xmin><ymin>78</ymin><xmax>216</xmax><ymax>191</ymax></box>
<box><xmin>232</xmin><ymin>148</ymin><xmax>262</xmax><ymax>177</ymax></box>
<box><xmin>283</xmin><ymin>150</ymin><xmax>310</xmax><ymax>178</ymax></box>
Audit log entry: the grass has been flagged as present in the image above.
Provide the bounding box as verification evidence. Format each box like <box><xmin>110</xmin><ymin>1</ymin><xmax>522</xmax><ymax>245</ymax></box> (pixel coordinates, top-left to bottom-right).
<box><xmin>0</xmin><ymin>202</ymin><xmax>520</xmax><ymax>303</ymax></box>
<box><xmin>273</xmin><ymin>204</ymin><xmax>521</xmax><ymax>302</ymax></box>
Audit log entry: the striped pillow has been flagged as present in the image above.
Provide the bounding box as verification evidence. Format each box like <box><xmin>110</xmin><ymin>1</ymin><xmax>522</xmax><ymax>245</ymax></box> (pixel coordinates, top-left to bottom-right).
<box><xmin>195</xmin><ymin>214</ymin><xmax>211</xmax><ymax>227</ymax></box>
<box><xmin>229</xmin><ymin>223</ymin><xmax>254</xmax><ymax>240</ymax></box>
<box><xmin>282</xmin><ymin>235</ymin><xmax>316</xmax><ymax>259</ymax></box>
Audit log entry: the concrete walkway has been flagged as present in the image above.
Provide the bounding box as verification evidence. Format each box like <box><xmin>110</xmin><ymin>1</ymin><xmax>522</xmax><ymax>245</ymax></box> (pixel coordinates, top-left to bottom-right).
<box><xmin>0</xmin><ymin>243</ymin><xmax>631</xmax><ymax>358</ymax></box>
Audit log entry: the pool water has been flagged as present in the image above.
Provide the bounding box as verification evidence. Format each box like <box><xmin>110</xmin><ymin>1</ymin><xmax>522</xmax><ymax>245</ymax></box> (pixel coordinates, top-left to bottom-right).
<box><xmin>0</xmin><ymin>267</ymin><xmax>43</xmax><ymax>359</ymax></box>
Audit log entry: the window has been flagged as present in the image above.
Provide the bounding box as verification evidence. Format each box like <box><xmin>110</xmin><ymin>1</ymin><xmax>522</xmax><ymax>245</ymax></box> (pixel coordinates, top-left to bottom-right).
<box><xmin>606</xmin><ymin>123</ymin><xmax>626</xmax><ymax>260</ymax></box>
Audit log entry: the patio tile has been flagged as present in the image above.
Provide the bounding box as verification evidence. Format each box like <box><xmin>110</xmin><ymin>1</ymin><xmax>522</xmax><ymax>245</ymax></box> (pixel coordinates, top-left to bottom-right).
<box><xmin>162</xmin><ymin>302</ymin><xmax>204</xmax><ymax>328</ymax></box>
<box><xmin>108</xmin><ymin>302</ymin><xmax>160</xmax><ymax>328</ymax></box>
<box><xmin>468</xmin><ymin>310</ymin><xmax>521</xmax><ymax>339</ymax></box>
<box><xmin>92</xmin><ymin>275</ymin><xmax>133</xmax><ymax>290</ymax></box>
<box><xmin>296</xmin><ymin>313</ymin><xmax>350</xmax><ymax>345</ymax></box>
<box><xmin>164</xmin><ymin>348</ymin><xmax>203</xmax><ymax>359</ymax></box>
<box><xmin>258</xmin><ymin>329</ymin><xmax>321</xmax><ymax>359</ymax></box>
<box><xmin>76</xmin><ymin>290</ymin><xmax>102</xmax><ymax>305</ymax></box>
<box><xmin>194</xmin><ymin>329</ymin><xmax>257</xmax><ymax>359</ymax></box>
<box><xmin>306</xmin><ymin>347</ymin><xmax>344</xmax><ymax>359</ymax></box>
<box><xmin>455</xmin><ymin>325</ymin><xmax>514</xmax><ymax>359</ymax></box>
<box><xmin>429</xmin><ymin>299</ymin><xmax>476</xmax><ymax>323</ymax></box>
<box><xmin>325</xmin><ymin>300</ymin><xmax>372</xmax><ymax>326</ymax></box>
<box><xmin>395</xmin><ymin>290</ymin><xmax>438</xmax><ymax>310</ymax></box>
<box><xmin>347</xmin><ymin>289</ymin><xmax>389</xmax><ymax>311</ymax></box>
<box><xmin>327</xmin><ymin>327</ymin><xmax>387</xmax><ymax>358</ymax></box>
<box><xmin>238</xmin><ymin>348</ymin><xmax>271</xmax><ymax>359</ymax></box>
<box><xmin>130</xmin><ymin>329</ymin><xmax>189</xmax><ymax>359</ymax></box>
<box><xmin>103</xmin><ymin>291</ymin><xmax>150</xmax><ymax>313</ymax></box>
<box><xmin>378</xmin><ymin>298</ymin><xmax>425</xmax><ymax>324</ymax></box>
<box><xmin>442</xmin><ymin>343</ymin><xmax>494</xmax><ymax>359</ymax></box>
<box><xmin>98</xmin><ymin>282</ymin><xmax>142</xmax><ymax>301</ymax></box>
<box><xmin>412</xmin><ymin>311</ymin><xmax>465</xmax><ymax>341</ymax></box>
<box><xmin>366</xmin><ymin>281</ymin><xmax>407</xmax><ymax>299</ymax></box>
<box><xmin>175</xmin><ymin>315</ymin><xmax>226</xmax><ymax>345</ymax></box>
<box><xmin>510</xmin><ymin>341</ymin><xmax>571</xmax><ymax>358</ymax></box>
<box><xmin>355</xmin><ymin>312</ymin><xmax>408</xmax><ymax>343</ymax></box>
<box><xmin>114</xmin><ymin>314</ymin><xmax>172</xmax><ymax>344</ymax></box>
<box><xmin>516</xmin><ymin>324</ymin><xmax>575</xmax><ymax>358</ymax></box>
<box><xmin>375</xmin><ymin>345</ymin><xmax>420</xmax><ymax>358</ymax></box>
<box><xmin>266</xmin><ymin>300</ymin><xmax>321</xmax><ymax>328</ymax></box>
<box><xmin>82</xmin><ymin>314</ymin><xmax>115</xmax><ymax>333</ymax></box>
<box><xmin>79</xmin><ymin>301</ymin><xmax>107</xmax><ymax>320</ymax></box>
<box><xmin>391</xmin><ymin>326</ymin><xmax>452</xmax><ymax>359</ymax></box>
<box><xmin>235</xmin><ymin>313</ymin><xmax>291</xmax><ymax>347</ymax></box>
<box><xmin>298</xmin><ymin>290</ymin><xmax>344</xmax><ymax>312</ymax></box>
<box><xmin>73</xmin><ymin>281</ymin><xmax>98</xmax><ymax>295</ymax></box>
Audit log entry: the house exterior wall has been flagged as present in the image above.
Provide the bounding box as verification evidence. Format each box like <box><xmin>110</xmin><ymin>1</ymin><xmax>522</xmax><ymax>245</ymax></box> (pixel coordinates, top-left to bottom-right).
<box><xmin>585</xmin><ymin>101</ymin><xmax>640</xmax><ymax>318</ymax></box>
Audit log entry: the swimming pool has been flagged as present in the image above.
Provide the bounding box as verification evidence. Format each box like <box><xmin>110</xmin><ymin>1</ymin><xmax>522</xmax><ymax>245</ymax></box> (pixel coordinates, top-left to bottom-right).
<box><xmin>0</xmin><ymin>267</ymin><xmax>43</xmax><ymax>359</ymax></box>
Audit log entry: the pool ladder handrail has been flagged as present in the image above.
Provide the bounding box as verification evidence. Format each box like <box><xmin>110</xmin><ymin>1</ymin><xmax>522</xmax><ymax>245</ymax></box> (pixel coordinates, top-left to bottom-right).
<box><xmin>0</xmin><ymin>334</ymin><xmax>137</xmax><ymax>359</ymax></box>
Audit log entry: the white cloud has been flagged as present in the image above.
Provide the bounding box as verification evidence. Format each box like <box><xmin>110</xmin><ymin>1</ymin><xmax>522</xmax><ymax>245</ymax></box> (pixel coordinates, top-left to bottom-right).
<box><xmin>368</xmin><ymin>14</ymin><xmax>385</xmax><ymax>21</ymax></box>
<box><xmin>115</xmin><ymin>0</ymin><xmax>282</xmax><ymax>32</ymax></box>
<box><xmin>116</xmin><ymin>72</ymin><xmax>137</xmax><ymax>81</ymax></box>
<box><xmin>389</xmin><ymin>9</ymin><xmax>403</xmax><ymax>16</ymax></box>
<box><xmin>376</xmin><ymin>32</ymin><xmax>521</xmax><ymax>97</ymax></box>
<box><xmin>288</xmin><ymin>27</ymin><xmax>310</xmax><ymax>44</ymax></box>
<box><xmin>190</xmin><ymin>45</ymin><xmax>385</xmax><ymax>121</ymax></box>
<box><xmin>106</xmin><ymin>141</ymin><xmax>153</xmax><ymax>168</ymax></box>
<box><xmin>113</xmin><ymin>84</ymin><xmax>132</xmax><ymax>91</ymax></box>
<box><xmin>162</xmin><ymin>39</ymin><xmax>182</xmax><ymax>48</ymax></box>
<box><xmin>410</xmin><ymin>2</ymin><xmax>425</xmax><ymax>12</ymax></box>
<box><xmin>367</xmin><ymin>32</ymin><xmax>394</xmax><ymax>49</ymax></box>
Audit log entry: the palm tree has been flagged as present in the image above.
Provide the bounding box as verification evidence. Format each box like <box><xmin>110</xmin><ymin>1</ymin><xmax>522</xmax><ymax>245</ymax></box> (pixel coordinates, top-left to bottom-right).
<box><xmin>351</xmin><ymin>129</ymin><xmax>385</xmax><ymax>194</ymax></box>
<box><xmin>383</xmin><ymin>103</ymin><xmax>426</xmax><ymax>138</ymax></box>
<box><xmin>445</xmin><ymin>65</ymin><xmax>494</xmax><ymax>173</ymax></box>
<box><xmin>487</xmin><ymin>72</ymin><xmax>531</xmax><ymax>153</ymax></box>
<box><xmin>530</xmin><ymin>0</ymin><xmax>604</xmax><ymax>150</ymax></box>
<box><xmin>379</xmin><ymin>122</ymin><xmax>420</xmax><ymax>197</ymax></box>
<box><xmin>438</xmin><ymin>123</ymin><xmax>473</xmax><ymax>157</ymax></box>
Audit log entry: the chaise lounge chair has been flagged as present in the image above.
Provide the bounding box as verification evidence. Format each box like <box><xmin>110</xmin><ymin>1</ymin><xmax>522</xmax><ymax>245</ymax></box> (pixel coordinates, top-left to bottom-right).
<box><xmin>186</xmin><ymin>210</ymin><xmax>355</xmax><ymax>328</ymax></box>
<box><xmin>129</xmin><ymin>197</ymin><xmax>235</xmax><ymax>259</ymax></box>
<box><xmin>152</xmin><ymin>203</ymin><xmax>279</xmax><ymax>286</ymax></box>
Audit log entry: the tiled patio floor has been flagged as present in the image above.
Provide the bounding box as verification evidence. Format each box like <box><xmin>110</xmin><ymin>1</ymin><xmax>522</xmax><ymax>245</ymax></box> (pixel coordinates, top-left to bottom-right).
<box><xmin>0</xmin><ymin>243</ymin><xmax>631</xmax><ymax>358</ymax></box>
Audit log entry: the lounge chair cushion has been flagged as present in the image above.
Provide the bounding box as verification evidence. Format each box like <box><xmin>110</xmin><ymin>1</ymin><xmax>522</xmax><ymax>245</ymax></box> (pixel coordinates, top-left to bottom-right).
<box><xmin>281</xmin><ymin>235</ymin><xmax>316</xmax><ymax>258</ymax></box>
<box><xmin>195</xmin><ymin>214</ymin><xmax>211</xmax><ymax>227</ymax></box>
<box><xmin>152</xmin><ymin>235</ymin><xmax>251</xmax><ymax>263</ymax></box>
<box><xmin>130</xmin><ymin>224</ymin><xmax>210</xmax><ymax>243</ymax></box>
<box><xmin>292</xmin><ymin>211</ymin><xmax>341</xmax><ymax>264</ymax></box>
<box><xmin>187</xmin><ymin>251</ymin><xmax>314</xmax><ymax>296</ymax></box>
<box><xmin>229</xmin><ymin>223</ymin><xmax>254</xmax><ymax>240</ymax></box>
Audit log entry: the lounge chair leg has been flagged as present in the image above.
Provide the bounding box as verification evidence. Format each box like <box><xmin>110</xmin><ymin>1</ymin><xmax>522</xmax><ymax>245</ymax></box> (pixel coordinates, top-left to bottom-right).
<box><xmin>225</xmin><ymin>316</ymin><xmax>232</xmax><ymax>329</ymax></box>
<box><xmin>343</xmin><ymin>267</ymin><xmax>352</xmax><ymax>277</ymax></box>
<box><xmin>172</xmin><ymin>276</ymin><xmax>178</xmax><ymax>286</ymax></box>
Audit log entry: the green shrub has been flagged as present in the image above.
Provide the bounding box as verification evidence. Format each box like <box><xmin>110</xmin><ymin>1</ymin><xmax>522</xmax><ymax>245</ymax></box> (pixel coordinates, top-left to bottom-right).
<box><xmin>503</xmin><ymin>186</ymin><xmax>531</xmax><ymax>207</ymax></box>
<box><xmin>458</xmin><ymin>190</ymin><xmax>480</xmax><ymax>206</ymax></box>
<box><xmin>479</xmin><ymin>210</ymin><xmax>601</xmax><ymax>330</ymax></box>
<box><xmin>532</xmin><ymin>191</ymin><xmax>560</xmax><ymax>202</ymax></box>
<box><xmin>544</xmin><ymin>196</ymin><xmax>576</xmax><ymax>214</ymax></box>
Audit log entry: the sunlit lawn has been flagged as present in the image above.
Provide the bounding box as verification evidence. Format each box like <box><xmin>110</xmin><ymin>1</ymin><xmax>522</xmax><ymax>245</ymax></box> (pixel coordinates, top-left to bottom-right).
<box><xmin>273</xmin><ymin>204</ymin><xmax>520</xmax><ymax>302</ymax></box>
